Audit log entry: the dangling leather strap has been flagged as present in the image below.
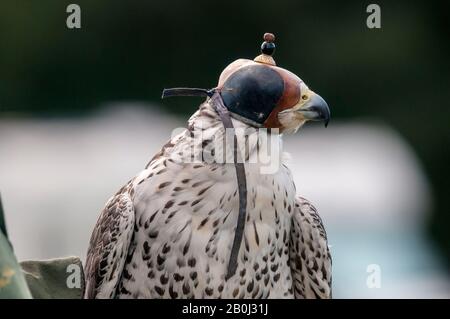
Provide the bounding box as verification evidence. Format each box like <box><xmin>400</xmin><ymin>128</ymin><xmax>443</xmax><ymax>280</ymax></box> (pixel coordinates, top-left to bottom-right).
<box><xmin>162</xmin><ymin>88</ymin><xmax>215</xmax><ymax>99</ymax></box>
<box><xmin>162</xmin><ymin>88</ymin><xmax>248</xmax><ymax>280</ymax></box>
<box><xmin>209</xmin><ymin>93</ymin><xmax>248</xmax><ymax>280</ymax></box>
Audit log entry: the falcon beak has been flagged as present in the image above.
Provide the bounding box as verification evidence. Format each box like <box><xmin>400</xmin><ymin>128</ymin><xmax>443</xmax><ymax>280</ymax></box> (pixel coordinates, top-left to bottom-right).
<box><xmin>297</xmin><ymin>91</ymin><xmax>330</xmax><ymax>127</ymax></box>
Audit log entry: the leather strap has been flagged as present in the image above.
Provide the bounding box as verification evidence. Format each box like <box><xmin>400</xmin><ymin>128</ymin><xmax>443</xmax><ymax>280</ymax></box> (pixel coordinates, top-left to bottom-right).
<box><xmin>162</xmin><ymin>88</ymin><xmax>248</xmax><ymax>280</ymax></box>
<box><xmin>162</xmin><ymin>88</ymin><xmax>215</xmax><ymax>99</ymax></box>
<box><xmin>209</xmin><ymin>93</ymin><xmax>247</xmax><ymax>280</ymax></box>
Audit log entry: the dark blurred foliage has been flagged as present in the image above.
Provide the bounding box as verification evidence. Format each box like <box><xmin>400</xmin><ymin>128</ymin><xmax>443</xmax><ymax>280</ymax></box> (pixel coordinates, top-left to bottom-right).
<box><xmin>0</xmin><ymin>1</ymin><xmax>449</xmax><ymax>264</ymax></box>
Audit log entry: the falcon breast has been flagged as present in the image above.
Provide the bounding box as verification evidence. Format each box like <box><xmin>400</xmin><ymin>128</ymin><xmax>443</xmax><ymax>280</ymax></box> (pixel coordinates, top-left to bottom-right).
<box><xmin>84</xmin><ymin>98</ymin><xmax>332</xmax><ymax>299</ymax></box>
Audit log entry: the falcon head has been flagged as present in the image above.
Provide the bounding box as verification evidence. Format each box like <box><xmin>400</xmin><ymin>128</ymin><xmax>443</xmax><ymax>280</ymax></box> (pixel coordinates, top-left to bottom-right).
<box><xmin>217</xmin><ymin>33</ymin><xmax>330</xmax><ymax>134</ymax></box>
<box><xmin>276</xmin><ymin>81</ymin><xmax>330</xmax><ymax>134</ymax></box>
<box><xmin>162</xmin><ymin>33</ymin><xmax>330</xmax><ymax>134</ymax></box>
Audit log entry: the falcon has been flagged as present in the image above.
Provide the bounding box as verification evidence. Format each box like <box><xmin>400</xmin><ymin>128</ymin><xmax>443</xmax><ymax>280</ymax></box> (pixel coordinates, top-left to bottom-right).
<box><xmin>84</xmin><ymin>33</ymin><xmax>332</xmax><ymax>299</ymax></box>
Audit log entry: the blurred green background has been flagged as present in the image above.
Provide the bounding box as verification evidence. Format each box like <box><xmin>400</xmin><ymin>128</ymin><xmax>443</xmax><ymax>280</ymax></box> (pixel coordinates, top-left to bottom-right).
<box><xmin>0</xmin><ymin>0</ymin><xmax>448</xmax><ymax>275</ymax></box>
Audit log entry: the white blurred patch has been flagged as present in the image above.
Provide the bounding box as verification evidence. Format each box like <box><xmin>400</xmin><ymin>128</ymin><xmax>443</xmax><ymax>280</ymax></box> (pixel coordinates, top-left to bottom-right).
<box><xmin>284</xmin><ymin>121</ymin><xmax>432</xmax><ymax>228</ymax></box>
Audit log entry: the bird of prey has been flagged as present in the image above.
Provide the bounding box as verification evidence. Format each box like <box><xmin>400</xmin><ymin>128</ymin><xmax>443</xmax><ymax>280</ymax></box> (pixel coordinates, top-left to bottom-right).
<box><xmin>84</xmin><ymin>33</ymin><xmax>332</xmax><ymax>299</ymax></box>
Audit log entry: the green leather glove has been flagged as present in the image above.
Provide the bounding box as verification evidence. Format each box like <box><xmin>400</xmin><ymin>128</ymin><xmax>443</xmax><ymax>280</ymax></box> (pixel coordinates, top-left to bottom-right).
<box><xmin>0</xmin><ymin>195</ymin><xmax>33</xmax><ymax>299</ymax></box>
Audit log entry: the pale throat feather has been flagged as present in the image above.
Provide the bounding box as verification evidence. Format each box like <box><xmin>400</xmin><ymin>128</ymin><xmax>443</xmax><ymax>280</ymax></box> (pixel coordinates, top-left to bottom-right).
<box><xmin>181</xmin><ymin>99</ymin><xmax>287</xmax><ymax>174</ymax></box>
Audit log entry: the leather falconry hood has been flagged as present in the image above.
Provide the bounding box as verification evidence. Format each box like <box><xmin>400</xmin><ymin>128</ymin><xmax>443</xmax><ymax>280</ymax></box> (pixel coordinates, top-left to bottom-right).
<box><xmin>217</xmin><ymin>33</ymin><xmax>302</xmax><ymax>128</ymax></box>
<box><xmin>162</xmin><ymin>33</ymin><xmax>302</xmax><ymax>129</ymax></box>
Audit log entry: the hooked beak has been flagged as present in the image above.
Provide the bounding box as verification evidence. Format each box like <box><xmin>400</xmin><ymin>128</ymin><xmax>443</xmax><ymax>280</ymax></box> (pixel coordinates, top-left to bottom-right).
<box><xmin>297</xmin><ymin>91</ymin><xmax>330</xmax><ymax>127</ymax></box>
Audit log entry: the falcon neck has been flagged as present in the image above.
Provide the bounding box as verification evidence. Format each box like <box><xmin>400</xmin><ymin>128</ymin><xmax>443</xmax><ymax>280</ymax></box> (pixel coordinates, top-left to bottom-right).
<box><xmin>186</xmin><ymin>100</ymin><xmax>284</xmax><ymax>170</ymax></box>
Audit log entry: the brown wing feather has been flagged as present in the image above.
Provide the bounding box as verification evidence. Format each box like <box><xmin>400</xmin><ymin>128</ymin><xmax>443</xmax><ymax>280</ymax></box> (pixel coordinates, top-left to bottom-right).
<box><xmin>289</xmin><ymin>196</ymin><xmax>332</xmax><ymax>299</ymax></box>
<box><xmin>84</xmin><ymin>192</ymin><xmax>135</xmax><ymax>299</ymax></box>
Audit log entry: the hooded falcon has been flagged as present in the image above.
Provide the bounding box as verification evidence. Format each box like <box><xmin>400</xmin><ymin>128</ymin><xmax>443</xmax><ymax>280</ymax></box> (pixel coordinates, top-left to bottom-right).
<box><xmin>84</xmin><ymin>33</ymin><xmax>332</xmax><ymax>299</ymax></box>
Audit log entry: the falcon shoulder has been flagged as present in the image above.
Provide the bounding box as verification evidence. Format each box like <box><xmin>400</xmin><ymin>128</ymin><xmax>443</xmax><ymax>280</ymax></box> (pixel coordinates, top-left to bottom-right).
<box><xmin>84</xmin><ymin>189</ymin><xmax>135</xmax><ymax>299</ymax></box>
<box><xmin>289</xmin><ymin>196</ymin><xmax>332</xmax><ymax>299</ymax></box>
